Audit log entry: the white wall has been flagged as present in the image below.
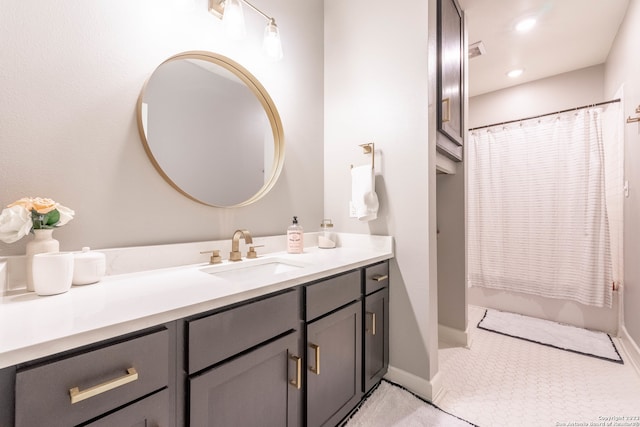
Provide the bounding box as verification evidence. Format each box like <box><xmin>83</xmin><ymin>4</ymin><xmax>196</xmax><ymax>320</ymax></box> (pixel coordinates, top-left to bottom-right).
<box><xmin>605</xmin><ymin>0</ymin><xmax>640</xmax><ymax>347</ymax></box>
<box><xmin>0</xmin><ymin>0</ymin><xmax>324</xmax><ymax>256</ymax></box>
<box><xmin>324</xmin><ymin>0</ymin><xmax>441</xmax><ymax>398</ymax></box>
<box><xmin>468</xmin><ymin>64</ymin><xmax>621</xmax><ymax>334</ymax></box>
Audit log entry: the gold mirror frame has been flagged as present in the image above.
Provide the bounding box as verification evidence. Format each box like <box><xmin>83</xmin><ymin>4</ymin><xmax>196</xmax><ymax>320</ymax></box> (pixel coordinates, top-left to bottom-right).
<box><xmin>136</xmin><ymin>51</ymin><xmax>285</xmax><ymax>207</ymax></box>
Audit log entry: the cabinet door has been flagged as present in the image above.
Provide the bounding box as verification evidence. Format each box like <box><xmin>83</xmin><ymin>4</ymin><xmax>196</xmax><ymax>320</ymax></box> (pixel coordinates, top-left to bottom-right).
<box><xmin>84</xmin><ymin>388</ymin><xmax>169</xmax><ymax>427</ymax></box>
<box><xmin>306</xmin><ymin>302</ymin><xmax>362</xmax><ymax>427</ymax></box>
<box><xmin>437</xmin><ymin>0</ymin><xmax>464</xmax><ymax>161</ymax></box>
<box><xmin>364</xmin><ymin>288</ymin><xmax>389</xmax><ymax>393</ymax></box>
<box><xmin>189</xmin><ymin>331</ymin><xmax>302</xmax><ymax>427</ymax></box>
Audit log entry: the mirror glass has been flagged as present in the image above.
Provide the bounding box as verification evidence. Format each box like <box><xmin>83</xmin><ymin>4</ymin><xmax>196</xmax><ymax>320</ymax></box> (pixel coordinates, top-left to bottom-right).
<box><xmin>137</xmin><ymin>51</ymin><xmax>284</xmax><ymax>207</ymax></box>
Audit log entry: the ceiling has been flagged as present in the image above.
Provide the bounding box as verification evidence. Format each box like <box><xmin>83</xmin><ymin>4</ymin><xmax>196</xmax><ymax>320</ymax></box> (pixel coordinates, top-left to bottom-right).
<box><xmin>458</xmin><ymin>0</ymin><xmax>629</xmax><ymax>97</ymax></box>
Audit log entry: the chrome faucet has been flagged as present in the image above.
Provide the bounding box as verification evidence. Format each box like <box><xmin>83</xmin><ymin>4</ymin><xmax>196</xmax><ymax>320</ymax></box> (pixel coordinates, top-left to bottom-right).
<box><xmin>229</xmin><ymin>229</ymin><xmax>253</xmax><ymax>261</ymax></box>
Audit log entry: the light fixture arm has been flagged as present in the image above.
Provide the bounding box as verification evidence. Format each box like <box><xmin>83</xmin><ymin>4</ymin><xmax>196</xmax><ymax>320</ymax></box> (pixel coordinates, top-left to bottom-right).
<box><xmin>208</xmin><ymin>0</ymin><xmax>283</xmax><ymax>60</ymax></box>
<box><xmin>208</xmin><ymin>0</ymin><xmax>274</xmax><ymax>23</ymax></box>
<box><xmin>240</xmin><ymin>0</ymin><xmax>272</xmax><ymax>23</ymax></box>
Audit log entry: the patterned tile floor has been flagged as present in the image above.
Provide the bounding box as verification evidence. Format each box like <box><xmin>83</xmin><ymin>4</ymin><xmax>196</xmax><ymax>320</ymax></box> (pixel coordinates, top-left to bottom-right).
<box><xmin>435</xmin><ymin>306</ymin><xmax>640</xmax><ymax>427</ymax></box>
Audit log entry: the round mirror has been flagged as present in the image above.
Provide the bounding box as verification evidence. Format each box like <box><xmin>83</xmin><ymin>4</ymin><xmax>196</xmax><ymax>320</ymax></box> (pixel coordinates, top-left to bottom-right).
<box><xmin>137</xmin><ymin>51</ymin><xmax>284</xmax><ymax>207</ymax></box>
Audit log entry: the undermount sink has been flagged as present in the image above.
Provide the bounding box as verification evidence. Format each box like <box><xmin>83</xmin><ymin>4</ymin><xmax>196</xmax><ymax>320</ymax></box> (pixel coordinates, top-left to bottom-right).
<box><xmin>200</xmin><ymin>257</ymin><xmax>306</xmax><ymax>281</ymax></box>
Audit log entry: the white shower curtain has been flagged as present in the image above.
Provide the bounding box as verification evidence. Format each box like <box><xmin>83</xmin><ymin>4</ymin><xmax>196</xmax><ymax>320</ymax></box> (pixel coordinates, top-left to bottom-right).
<box><xmin>467</xmin><ymin>105</ymin><xmax>623</xmax><ymax>308</ymax></box>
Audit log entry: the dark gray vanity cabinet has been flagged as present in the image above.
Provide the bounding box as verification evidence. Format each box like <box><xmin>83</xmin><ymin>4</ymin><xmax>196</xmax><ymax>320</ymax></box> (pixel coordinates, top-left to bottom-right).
<box><xmin>13</xmin><ymin>325</ymin><xmax>175</xmax><ymax>427</ymax></box>
<box><xmin>1</xmin><ymin>260</ymin><xmax>391</xmax><ymax>427</ymax></box>
<box><xmin>304</xmin><ymin>270</ymin><xmax>363</xmax><ymax>427</ymax></box>
<box><xmin>186</xmin><ymin>288</ymin><xmax>303</xmax><ymax>427</ymax></box>
<box><xmin>0</xmin><ymin>365</ymin><xmax>15</xmax><ymax>427</ymax></box>
<box><xmin>437</xmin><ymin>0</ymin><xmax>465</xmax><ymax>161</ymax></box>
<box><xmin>363</xmin><ymin>262</ymin><xmax>390</xmax><ymax>394</ymax></box>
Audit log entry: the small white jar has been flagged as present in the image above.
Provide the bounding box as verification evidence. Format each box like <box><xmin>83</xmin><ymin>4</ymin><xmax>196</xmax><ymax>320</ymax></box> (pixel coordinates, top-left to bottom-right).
<box><xmin>32</xmin><ymin>252</ymin><xmax>74</xmax><ymax>296</ymax></box>
<box><xmin>72</xmin><ymin>247</ymin><xmax>106</xmax><ymax>286</ymax></box>
<box><xmin>318</xmin><ymin>219</ymin><xmax>336</xmax><ymax>249</ymax></box>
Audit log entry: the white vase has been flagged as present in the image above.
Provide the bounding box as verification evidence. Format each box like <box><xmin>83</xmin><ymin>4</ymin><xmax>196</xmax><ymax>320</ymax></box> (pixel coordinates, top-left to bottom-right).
<box><xmin>26</xmin><ymin>229</ymin><xmax>60</xmax><ymax>291</ymax></box>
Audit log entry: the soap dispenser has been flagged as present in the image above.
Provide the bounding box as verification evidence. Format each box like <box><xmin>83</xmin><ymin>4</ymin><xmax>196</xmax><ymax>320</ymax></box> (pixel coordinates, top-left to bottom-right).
<box><xmin>287</xmin><ymin>216</ymin><xmax>304</xmax><ymax>254</ymax></box>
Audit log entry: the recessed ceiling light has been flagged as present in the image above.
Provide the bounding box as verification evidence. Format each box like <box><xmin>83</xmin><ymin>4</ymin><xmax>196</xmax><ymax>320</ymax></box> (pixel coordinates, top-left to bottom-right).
<box><xmin>515</xmin><ymin>18</ymin><xmax>536</xmax><ymax>32</ymax></box>
<box><xmin>507</xmin><ymin>69</ymin><xmax>524</xmax><ymax>78</ymax></box>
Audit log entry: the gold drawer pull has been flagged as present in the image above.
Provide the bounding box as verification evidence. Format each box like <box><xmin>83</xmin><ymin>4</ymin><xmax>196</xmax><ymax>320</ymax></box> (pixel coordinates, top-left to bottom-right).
<box><xmin>69</xmin><ymin>367</ymin><xmax>139</xmax><ymax>404</ymax></box>
<box><xmin>372</xmin><ymin>274</ymin><xmax>388</xmax><ymax>282</ymax></box>
<box><xmin>442</xmin><ymin>97</ymin><xmax>451</xmax><ymax>123</ymax></box>
<box><xmin>289</xmin><ymin>355</ymin><xmax>302</xmax><ymax>389</ymax></box>
<box><xmin>309</xmin><ymin>343</ymin><xmax>320</xmax><ymax>375</ymax></box>
<box><xmin>366</xmin><ymin>311</ymin><xmax>377</xmax><ymax>336</ymax></box>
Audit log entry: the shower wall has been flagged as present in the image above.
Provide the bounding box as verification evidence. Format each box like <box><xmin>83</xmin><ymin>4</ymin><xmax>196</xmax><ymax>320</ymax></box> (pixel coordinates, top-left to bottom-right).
<box><xmin>468</xmin><ymin>64</ymin><xmax>620</xmax><ymax>334</ymax></box>
<box><xmin>605</xmin><ymin>0</ymin><xmax>640</xmax><ymax>354</ymax></box>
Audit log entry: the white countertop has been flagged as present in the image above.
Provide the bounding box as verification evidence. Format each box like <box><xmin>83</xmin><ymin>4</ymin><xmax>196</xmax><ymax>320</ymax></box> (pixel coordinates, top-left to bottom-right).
<box><xmin>0</xmin><ymin>233</ymin><xmax>393</xmax><ymax>369</ymax></box>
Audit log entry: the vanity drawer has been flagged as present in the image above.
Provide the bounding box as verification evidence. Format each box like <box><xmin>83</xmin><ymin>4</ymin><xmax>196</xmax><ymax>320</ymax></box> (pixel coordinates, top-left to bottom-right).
<box><xmin>364</xmin><ymin>261</ymin><xmax>389</xmax><ymax>295</ymax></box>
<box><xmin>188</xmin><ymin>288</ymin><xmax>300</xmax><ymax>374</ymax></box>
<box><xmin>305</xmin><ymin>270</ymin><xmax>361</xmax><ymax>322</ymax></box>
<box><xmin>15</xmin><ymin>328</ymin><xmax>169</xmax><ymax>427</ymax></box>
<box><xmin>84</xmin><ymin>387</ymin><xmax>169</xmax><ymax>427</ymax></box>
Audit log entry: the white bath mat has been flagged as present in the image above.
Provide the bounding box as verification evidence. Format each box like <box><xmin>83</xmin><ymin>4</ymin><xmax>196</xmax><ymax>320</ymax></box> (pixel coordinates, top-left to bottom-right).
<box><xmin>341</xmin><ymin>380</ymin><xmax>476</xmax><ymax>427</ymax></box>
<box><xmin>477</xmin><ymin>309</ymin><xmax>623</xmax><ymax>363</ymax></box>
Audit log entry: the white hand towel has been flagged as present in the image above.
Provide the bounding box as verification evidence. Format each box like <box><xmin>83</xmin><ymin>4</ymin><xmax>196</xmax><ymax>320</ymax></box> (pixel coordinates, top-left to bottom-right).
<box><xmin>351</xmin><ymin>165</ymin><xmax>379</xmax><ymax>221</ymax></box>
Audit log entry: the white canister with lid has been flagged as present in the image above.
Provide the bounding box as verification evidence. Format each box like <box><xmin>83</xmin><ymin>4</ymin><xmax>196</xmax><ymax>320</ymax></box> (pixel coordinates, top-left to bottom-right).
<box><xmin>318</xmin><ymin>219</ymin><xmax>337</xmax><ymax>249</ymax></box>
<box><xmin>72</xmin><ymin>247</ymin><xmax>106</xmax><ymax>285</ymax></box>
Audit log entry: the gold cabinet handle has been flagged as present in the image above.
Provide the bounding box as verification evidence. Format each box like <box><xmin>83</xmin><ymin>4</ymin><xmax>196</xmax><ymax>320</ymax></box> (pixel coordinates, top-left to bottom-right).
<box><xmin>309</xmin><ymin>343</ymin><xmax>320</xmax><ymax>375</ymax></box>
<box><xmin>69</xmin><ymin>367</ymin><xmax>139</xmax><ymax>404</ymax></box>
<box><xmin>372</xmin><ymin>274</ymin><xmax>388</xmax><ymax>282</ymax></box>
<box><xmin>442</xmin><ymin>97</ymin><xmax>450</xmax><ymax>123</ymax></box>
<box><xmin>289</xmin><ymin>355</ymin><xmax>302</xmax><ymax>389</ymax></box>
<box><xmin>366</xmin><ymin>311</ymin><xmax>377</xmax><ymax>336</ymax></box>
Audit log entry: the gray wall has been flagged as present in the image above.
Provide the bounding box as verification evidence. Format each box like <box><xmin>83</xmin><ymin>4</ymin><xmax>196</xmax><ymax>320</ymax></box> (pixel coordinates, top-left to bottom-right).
<box><xmin>436</xmin><ymin>7</ymin><xmax>468</xmax><ymax>336</ymax></box>
<box><xmin>437</xmin><ymin>168</ymin><xmax>467</xmax><ymax>332</ymax></box>
<box><xmin>605</xmin><ymin>0</ymin><xmax>640</xmax><ymax>346</ymax></box>
<box><xmin>324</xmin><ymin>0</ymin><xmax>440</xmax><ymax>396</ymax></box>
<box><xmin>469</xmin><ymin>65</ymin><xmax>605</xmax><ymax>128</ymax></box>
<box><xmin>0</xmin><ymin>0</ymin><xmax>324</xmax><ymax>255</ymax></box>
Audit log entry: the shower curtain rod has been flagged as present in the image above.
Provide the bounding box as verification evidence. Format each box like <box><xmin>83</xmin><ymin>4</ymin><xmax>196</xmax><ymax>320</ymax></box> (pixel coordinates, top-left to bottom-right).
<box><xmin>469</xmin><ymin>98</ymin><xmax>621</xmax><ymax>131</ymax></box>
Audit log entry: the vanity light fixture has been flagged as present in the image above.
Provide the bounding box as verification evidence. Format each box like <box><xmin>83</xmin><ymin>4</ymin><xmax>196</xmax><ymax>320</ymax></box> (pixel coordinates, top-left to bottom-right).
<box><xmin>209</xmin><ymin>0</ymin><xmax>283</xmax><ymax>61</ymax></box>
<box><xmin>507</xmin><ymin>68</ymin><xmax>524</xmax><ymax>78</ymax></box>
<box><xmin>221</xmin><ymin>0</ymin><xmax>246</xmax><ymax>40</ymax></box>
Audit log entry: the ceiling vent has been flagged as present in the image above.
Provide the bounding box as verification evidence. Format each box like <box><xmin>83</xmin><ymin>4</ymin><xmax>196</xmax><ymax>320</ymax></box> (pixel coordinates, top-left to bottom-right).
<box><xmin>468</xmin><ymin>41</ymin><xmax>486</xmax><ymax>59</ymax></box>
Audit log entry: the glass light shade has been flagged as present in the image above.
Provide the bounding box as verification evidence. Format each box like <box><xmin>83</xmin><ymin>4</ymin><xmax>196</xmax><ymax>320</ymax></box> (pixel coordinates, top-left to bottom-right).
<box><xmin>263</xmin><ymin>19</ymin><xmax>283</xmax><ymax>61</ymax></box>
<box><xmin>223</xmin><ymin>0</ymin><xmax>246</xmax><ymax>40</ymax></box>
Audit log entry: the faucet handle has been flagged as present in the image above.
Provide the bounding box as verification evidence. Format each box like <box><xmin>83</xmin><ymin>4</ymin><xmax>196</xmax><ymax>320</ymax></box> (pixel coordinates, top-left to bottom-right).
<box><xmin>200</xmin><ymin>249</ymin><xmax>223</xmax><ymax>264</ymax></box>
<box><xmin>246</xmin><ymin>245</ymin><xmax>264</xmax><ymax>259</ymax></box>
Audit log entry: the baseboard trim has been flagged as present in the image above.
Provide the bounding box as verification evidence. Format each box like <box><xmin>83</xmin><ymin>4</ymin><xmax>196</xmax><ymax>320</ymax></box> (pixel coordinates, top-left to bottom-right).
<box><xmin>384</xmin><ymin>366</ymin><xmax>442</xmax><ymax>401</ymax></box>
<box><xmin>619</xmin><ymin>325</ymin><xmax>640</xmax><ymax>376</ymax></box>
<box><xmin>438</xmin><ymin>323</ymin><xmax>469</xmax><ymax>348</ymax></box>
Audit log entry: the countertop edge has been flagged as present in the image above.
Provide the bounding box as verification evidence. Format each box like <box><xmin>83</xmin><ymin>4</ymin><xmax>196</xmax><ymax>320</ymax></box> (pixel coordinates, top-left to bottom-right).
<box><xmin>0</xmin><ymin>252</ymin><xmax>392</xmax><ymax>369</ymax></box>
